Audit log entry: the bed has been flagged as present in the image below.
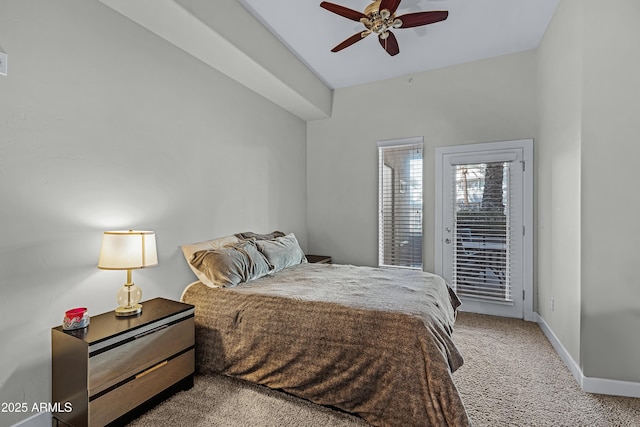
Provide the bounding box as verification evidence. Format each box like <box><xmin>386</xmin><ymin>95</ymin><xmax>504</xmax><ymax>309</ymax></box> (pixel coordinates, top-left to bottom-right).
<box><xmin>180</xmin><ymin>233</ymin><xmax>470</xmax><ymax>426</ymax></box>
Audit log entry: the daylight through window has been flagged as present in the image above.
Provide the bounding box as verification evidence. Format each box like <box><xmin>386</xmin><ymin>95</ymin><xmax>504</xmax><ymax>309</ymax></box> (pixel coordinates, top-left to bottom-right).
<box><xmin>378</xmin><ymin>139</ymin><xmax>424</xmax><ymax>269</ymax></box>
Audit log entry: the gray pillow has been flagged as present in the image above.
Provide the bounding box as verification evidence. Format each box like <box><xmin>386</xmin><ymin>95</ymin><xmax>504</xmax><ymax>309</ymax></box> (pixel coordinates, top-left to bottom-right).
<box><xmin>255</xmin><ymin>233</ymin><xmax>306</xmax><ymax>273</ymax></box>
<box><xmin>240</xmin><ymin>240</ymin><xmax>274</xmax><ymax>279</ymax></box>
<box><xmin>235</xmin><ymin>231</ymin><xmax>286</xmax><ymax>241</ymax></box>
<box><xmin>189</xmin><ymin>240</ymin><xmax>271</xmax><ymax>287</ymax></box>
<box><xmin>181</xmin><ymin>235</ymin><xmax>240</xmax><ymax>287</ymax></box>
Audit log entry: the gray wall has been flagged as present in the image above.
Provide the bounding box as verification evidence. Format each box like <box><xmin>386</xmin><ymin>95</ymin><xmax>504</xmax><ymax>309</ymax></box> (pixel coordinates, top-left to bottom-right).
<box><xmin>537</xmin><ymin>0</ymin><xmax>640</xmax><ymax>384</ymax></box>
<box><xmin>580</xmin><ymin>0</ymin><xmax>640</xmax><ymax>381</ymax></box>
<box><xmin>0</xmin><ymin>1</ymin><xmax>307</xmax><ymax>425</ymax></box>
<box><xmin>307</xmin><ymin>51</ymin><xmax>538</xmax><ymax>270</ymax></box>
<box><xmin>536</xmin><ymin>0</ymin><xmax>583</xmax><ymax>366</ymax></box>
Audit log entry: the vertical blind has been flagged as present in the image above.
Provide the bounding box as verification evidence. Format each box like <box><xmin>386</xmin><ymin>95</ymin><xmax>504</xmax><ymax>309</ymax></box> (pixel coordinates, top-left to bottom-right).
<box><xmin>452</xmin><ymin>161</ymin><xmax>513</xmax><ymax>302</ymax></box>
<box><xmin>378</xmin><ymin>141</ymin><xmax>423</xmax><ymax>269</ymax></box>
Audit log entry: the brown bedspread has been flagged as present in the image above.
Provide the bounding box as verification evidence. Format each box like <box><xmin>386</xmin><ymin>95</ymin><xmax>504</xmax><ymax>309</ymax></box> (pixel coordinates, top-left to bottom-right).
<box><xmin>181</xmin><ymin>263</ymin><xmax>470</xmax><ymax>426</ymax></box>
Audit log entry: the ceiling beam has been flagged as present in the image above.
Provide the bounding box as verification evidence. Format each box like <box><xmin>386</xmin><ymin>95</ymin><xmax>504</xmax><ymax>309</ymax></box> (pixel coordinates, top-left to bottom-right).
<box><xmin>99</xmin><ymin>0</ymin><xmax>331</xmax><ymax>121</ymax></box>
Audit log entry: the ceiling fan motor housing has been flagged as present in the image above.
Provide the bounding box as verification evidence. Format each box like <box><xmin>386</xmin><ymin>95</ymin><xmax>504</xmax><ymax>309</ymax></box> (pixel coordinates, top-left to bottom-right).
<box><xmin>362</xmin><ymin>0</ymin><xmax>402</xmax><ymax>37</ymax></box>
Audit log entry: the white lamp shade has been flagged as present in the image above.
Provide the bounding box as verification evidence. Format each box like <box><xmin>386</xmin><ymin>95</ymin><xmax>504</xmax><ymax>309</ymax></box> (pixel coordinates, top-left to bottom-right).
<box><xmin>98</xmin><ymin>230</ymin><xmax>158</xmax><ymax>270</ymax></box>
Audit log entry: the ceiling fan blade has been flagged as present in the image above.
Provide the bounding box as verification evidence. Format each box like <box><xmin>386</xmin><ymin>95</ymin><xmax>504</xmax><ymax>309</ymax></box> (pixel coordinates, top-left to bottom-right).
<box><xmin>396</xmin><ymin>11</ymin><xmax>448</xmax><ymax>28</ymax></box>
<box><xmin>379</xmin><ymin>0</ymin><xmax>402</xmax><ymax>15</ymax></box>
<box><xmin>331</xmin><ymin>31</ymin><xmax>370</xmax><ymax>52</ymax></box>
<box><xmin>320</xmin><ymin>2</ymin><xmax>367</xmax><ymax>22</ymax></box>
<box><xmin>379</xmin><ymin>31</ymin><xmax>399</xmax><ymax>56</ymax></box>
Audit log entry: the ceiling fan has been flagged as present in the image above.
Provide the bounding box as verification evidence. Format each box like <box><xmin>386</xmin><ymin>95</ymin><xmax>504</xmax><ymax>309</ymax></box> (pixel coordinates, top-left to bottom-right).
<box><xmin>320</xmin><ymin>0</ymin><xmax>448</xmax><ymax>56</ymax></box>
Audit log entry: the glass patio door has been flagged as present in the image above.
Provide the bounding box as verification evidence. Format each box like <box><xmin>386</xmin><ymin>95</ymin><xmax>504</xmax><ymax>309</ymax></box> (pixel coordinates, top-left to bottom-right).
<box><xmin>436</xmin><ymin>140</ymin><xmax>533</xmax><ymax>319</ymax></box>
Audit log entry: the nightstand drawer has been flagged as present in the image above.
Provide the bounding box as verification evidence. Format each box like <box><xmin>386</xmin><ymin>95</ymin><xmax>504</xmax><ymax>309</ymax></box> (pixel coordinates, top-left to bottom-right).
<box><xmin>89</xmin><ymin>349</ymin><xmax>194</xmax><ymax>426</ymax></box>
<box><xmin>89</xmin><ymin>317</ymin><xmax>194</xmax><ymax>396</ymax></box>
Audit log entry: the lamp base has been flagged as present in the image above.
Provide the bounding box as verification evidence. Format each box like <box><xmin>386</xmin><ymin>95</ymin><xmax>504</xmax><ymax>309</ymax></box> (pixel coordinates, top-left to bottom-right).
<box><xmin>115</xmin><ymin>303</ymin><xmax>142</xmax><ymax>317</ymax></box>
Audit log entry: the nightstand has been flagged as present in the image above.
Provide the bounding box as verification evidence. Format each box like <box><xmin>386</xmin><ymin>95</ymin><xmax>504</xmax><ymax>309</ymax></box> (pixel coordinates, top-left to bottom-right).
<box><xmin>51</xmin><ymin>298</ymin><xmax>195</xmax><ymax>427</ymax></box>
<box><xmin>306</xmin><ymin>254</ymin><xmax>332</xmax><ymax>264</ymax></box>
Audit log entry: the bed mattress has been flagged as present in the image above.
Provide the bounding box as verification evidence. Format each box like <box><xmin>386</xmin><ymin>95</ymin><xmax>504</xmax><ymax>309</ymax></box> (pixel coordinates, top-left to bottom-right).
<box><xmin>182</xmin><ymin>262</ymin><xmax>469</xmax><ymax>426</ymax></box>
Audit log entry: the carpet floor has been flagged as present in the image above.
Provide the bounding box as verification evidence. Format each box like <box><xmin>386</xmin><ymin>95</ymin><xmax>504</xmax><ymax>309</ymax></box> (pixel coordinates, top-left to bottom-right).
<box><xmin>128</xmin><ymin>312</ymin><xmax>640</xmax><ymax>426</ymax></box>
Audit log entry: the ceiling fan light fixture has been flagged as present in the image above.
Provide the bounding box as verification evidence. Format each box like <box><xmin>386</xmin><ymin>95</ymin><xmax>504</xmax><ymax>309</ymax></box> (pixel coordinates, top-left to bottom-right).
<box><xmin>360</xmin><ymin>17</ymin><xmax>372</xmax><ymax>28</ymax></box>
<box><xmin>320</xmin><ymin>0</ymin><xmax>448</xmax><ymax>56</ymax></box>
<box><xmin>372</xmin><ymin>20</ymin><xmax>386</xmax><ymax>34</ymax></box>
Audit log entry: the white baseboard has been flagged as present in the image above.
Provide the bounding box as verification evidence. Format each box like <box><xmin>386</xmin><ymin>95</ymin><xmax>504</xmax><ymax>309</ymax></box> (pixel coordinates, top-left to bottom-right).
<box><xmin>534</xmin><ymin>312</ymin><xmax>583</xmax><ymax>385</ymax></box>
<box><xmin>535</xmin><ymin>312</ymin><xmax>640</xmax><ymax>398</ymax></box>
<box><xmin>10</xmin><ymin>411</ymin><xmax>50</xmax><ymax>427</ymax></box>
<box><xmin>582</xmin><ymin>376</ymin><xmax>640</xmax><ymax>398</ymax></box>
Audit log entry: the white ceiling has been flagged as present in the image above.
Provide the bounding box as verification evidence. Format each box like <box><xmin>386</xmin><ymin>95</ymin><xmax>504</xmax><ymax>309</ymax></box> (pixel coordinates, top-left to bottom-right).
<box><xmin>240</xmin><ymin>0</ymin><xmax>559</xmax><ymax>89</ymax></box>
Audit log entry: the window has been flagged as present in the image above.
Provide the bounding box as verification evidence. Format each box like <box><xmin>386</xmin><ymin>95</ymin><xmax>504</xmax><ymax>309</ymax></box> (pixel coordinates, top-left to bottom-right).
<box><xmin>378</xmin><ymin>138</ymin><xmax>424</xmax><ymax>269</ymax></box>
<box><xmin>453</xmin><ymin>161</ymin><xmax>512</xmax><ymax>301</ymax></box>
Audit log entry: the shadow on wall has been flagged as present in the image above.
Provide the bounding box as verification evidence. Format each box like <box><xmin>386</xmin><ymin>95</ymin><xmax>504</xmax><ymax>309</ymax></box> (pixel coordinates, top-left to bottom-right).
<box><xmin>581</xmin><ymin>308</ymin><xmax>640</xmax><ymax>385</ymax></box>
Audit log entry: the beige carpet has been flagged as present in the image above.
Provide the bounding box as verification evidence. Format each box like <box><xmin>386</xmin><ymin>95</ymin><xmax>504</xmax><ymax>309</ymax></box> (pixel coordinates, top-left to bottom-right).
<box><xmin>453</xmin><ymin>313</ymin><xmax>640</xmax><ymax>426</ymax></box>
<box><xmin>129</xmin><ymin>312</ymin><xmax>640</xmax><ymax>426</ymax></box>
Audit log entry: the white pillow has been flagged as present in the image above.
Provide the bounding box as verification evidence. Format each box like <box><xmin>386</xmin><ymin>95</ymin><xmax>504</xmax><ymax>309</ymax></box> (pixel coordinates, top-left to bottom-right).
<box><xmin>181</xmin><ymin>235</ymin><xmax>240</xmax><ymax>287</ymax></box>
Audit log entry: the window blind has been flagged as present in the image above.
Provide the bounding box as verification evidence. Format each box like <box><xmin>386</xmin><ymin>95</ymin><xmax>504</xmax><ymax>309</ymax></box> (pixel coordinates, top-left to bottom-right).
<box><xmin>452</xmin><ymin>161</ymin><xmax>512</xmax><ymax>301</ymax></box>
<box><xmin>378</xmin><ymin>141</ymin><xmax>423</xmax><ymax>269</ymax></box>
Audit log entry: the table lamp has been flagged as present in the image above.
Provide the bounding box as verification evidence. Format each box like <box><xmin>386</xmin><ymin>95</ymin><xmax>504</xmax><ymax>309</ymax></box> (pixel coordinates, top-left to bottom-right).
<box><xmin>98</xmin><ymin>230</ymin><xmax>158</xmax><ymax>317</ymax></box>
